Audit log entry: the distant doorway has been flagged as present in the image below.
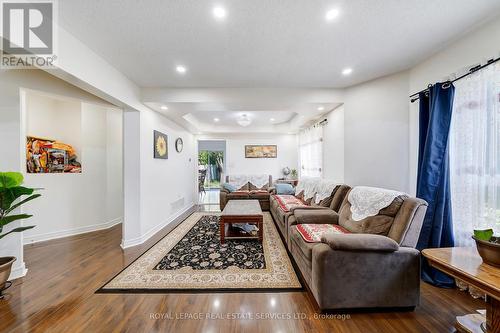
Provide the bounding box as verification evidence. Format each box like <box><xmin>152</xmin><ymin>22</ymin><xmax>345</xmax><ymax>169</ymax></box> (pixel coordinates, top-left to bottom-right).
<box><xmin>197</xmin><ymin>140</ymin><xmax>226</xmax><ymax>209</ymax></box>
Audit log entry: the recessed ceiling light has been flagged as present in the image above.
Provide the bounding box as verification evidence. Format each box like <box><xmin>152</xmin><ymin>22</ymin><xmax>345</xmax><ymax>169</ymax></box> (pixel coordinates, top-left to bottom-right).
<box><xmin>325</xmin><ymin>8</ymin><xmax>340</xmax><ymax>21</ymax></box>
<box><xmin>176</xmin><ymin>65</ymin><xmax>187</xmax><ymax>74</ymax></box>
<box><xmin>213</xmin><ymin>118</ymin><xmax>220</xmax><ymax>122</ymax></box>
<box><xmin>342</xmin><ymin>67</ymin><xmax>353</xmax><ymax>75</ymax></box>
<box><xmin>213</xmin><ymin>6</ymin><xmax>227</xmax><ymax>20</ymax></box>
<box><xmin>160</xmin><ymin>105</ymin><xmax>168</xmax><ymax>110</ymax></box>
<box><xmin>270</xmin><ymin>118</ymin><xmax>275</xmax><ymax>121</ymax></box>
<box><xmin>317</xmin><ymin>106</ymin><xmax>325</xmax><ymax>111</ymax></box>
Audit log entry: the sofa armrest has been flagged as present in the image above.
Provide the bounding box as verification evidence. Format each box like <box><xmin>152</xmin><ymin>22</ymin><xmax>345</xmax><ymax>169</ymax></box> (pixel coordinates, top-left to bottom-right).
<box><xmin>321</xmin><ymin>233</ymin><xmax>399</xmax><ymax>252</ymax></box>
<box><xmin>220</xmin><ymin>185</ymin><xmax>230</xmax><ymax>194</ymax></box>
<box><xmin>293</xmin><ymin>208</ymin><xmax>339</xmax><ymax>225</ymax></box>
<box><xmin>311</xmin><ymin>244</ymin><xmax>420</xmax><ymax>309</ymax></box>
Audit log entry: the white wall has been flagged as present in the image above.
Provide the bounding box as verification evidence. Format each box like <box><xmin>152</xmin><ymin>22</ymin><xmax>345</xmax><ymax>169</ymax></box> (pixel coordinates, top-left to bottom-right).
<box><xmin>322</xmin><ymin>105</ymin><xmax>345</xmax><ymax>182</ymax></box>
<box><xmin>197</xmin><ymin>134</ymin><xmax>298</xmax><ymax>181</ymax></box>
<box><xmin>0</xmin><ymin>69</ymin><xmax>116</xmax><ymax>280</ymax></box>
<box><xmin>121</xmin><ymin>108</ymin><xmax>197</xmax><ymax>248</ymax></box>
<box><xmin>408</xmin><ymin>16</ymin><xmax>500</xmax><ymax>194</ymax></box>
<box><xmin>341</xmin><ymin>71</ymin><xmax>410</xmax><ymax>192</ymax></box>
<box><xmin>22</xmin><ymin>92</ymin><xmax>123</xmax><ymax>244</ymax></box>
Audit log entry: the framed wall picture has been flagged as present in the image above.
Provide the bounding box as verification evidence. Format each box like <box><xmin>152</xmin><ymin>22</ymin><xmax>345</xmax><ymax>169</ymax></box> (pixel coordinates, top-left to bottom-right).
<box><xmin>245</xmin><ymin>145</ymin><xmax>277</xmax><ymax>158</ymax></box>
<box><xmin>154</xmin><ymin>130</ymin><xmax>168</xmax><ymax>159</ymax></box>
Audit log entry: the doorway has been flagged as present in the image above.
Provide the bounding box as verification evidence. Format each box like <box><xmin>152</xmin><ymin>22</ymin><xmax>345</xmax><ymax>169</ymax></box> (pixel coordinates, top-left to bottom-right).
<box><xmin>197</xmin><ymin>140</ymin><xmax>226</xmax><ymax>209</ymax></box>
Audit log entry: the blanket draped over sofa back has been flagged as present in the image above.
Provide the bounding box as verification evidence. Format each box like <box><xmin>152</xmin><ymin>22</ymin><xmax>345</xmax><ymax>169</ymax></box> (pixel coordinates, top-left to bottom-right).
<box><xmin>226</xmin><ymin>174</ymin><xmax>271</xmax><ymax>189</ymax></box>
<box><xmin>348</xmin><ymin>186</ymin><xmax>406</xmax><ymax>221</ymax></box>
<box><xmin>295</xmin><ymin>177</ymin><xmax>339</xmax><ymax>203</ymax></box>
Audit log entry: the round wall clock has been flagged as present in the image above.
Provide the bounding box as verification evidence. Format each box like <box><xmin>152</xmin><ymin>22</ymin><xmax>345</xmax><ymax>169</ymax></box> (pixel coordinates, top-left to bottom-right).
<box><xmin>175</xmin><ymin>138</ymin><xmax>183</xmax><ymax>153</ymax></box>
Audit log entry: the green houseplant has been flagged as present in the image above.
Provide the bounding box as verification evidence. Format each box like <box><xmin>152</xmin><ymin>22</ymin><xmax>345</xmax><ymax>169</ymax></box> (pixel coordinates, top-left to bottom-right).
<box><xmin>0</xmin><ymin>172</ymin><xmax>40</xmax><ymax>291</ymax></box>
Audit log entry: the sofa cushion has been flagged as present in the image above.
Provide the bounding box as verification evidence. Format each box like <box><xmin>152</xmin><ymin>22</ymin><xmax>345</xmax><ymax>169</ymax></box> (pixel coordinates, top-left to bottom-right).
<box><xmin>227</xmin><ymin>191</ymin><xmax>250</xmax><ymax>198</ymax></box>
<box><xmin>249</xmin><ymin>190</ymin><xmax>270</xmax><ymax>199</ymax></box>
<box><xmin>290</xmin><ymin>226</ymin><xmax>315</xmax><ymax>262</ymax></box>
<box><xmin>338</xmin><ymin>195</ymin><xmax>406</xmax><ymax>236</ymax></box>
<box><xmin>321</xmin><ymin>234</ymin><xmax>399</xmax><ymax>252</ymax></box>
<box><xmin>275</xmin><ymin>183</ymin><xmax>295</xmax><ymax>195</ymax></box>
<box><xmin>248</xmin><ymin>182</ymin><xmax>269</xmax><ymax>191</ymax></box>
<box><xmin>297</xmin><ymin>224</ymin><xmax>350</xmax><ymax>243</ymax></box>
<box><xmin>273</xmin><ymin>194</ymin><xmax>307</xmax><ymax>212</ymax></box>
<box><xmin>295</xmin><ymin>191</ymin><xmax>314</xmax><ymax>205</ymax></box>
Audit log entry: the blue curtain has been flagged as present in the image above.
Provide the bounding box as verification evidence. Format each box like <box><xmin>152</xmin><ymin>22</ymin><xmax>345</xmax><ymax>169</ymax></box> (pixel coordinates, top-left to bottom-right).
<box><xmin>416</xmin><ymin>83</ymin><xmax>455</xmax><ymax>288</ymax></box>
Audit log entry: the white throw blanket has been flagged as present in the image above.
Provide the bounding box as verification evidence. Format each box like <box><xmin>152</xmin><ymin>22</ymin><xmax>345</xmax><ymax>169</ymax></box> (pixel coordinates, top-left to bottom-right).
<box><xmin>227</xmin><ymin>174</ymin><xmax>269</xmax><ymax>189</ymax></box>
<box><xmin>227</xmin><ymin>175</ymin><xmax>249</xmax><ymax>190</ymax></box>
<box><xmin>348</xmin><ymin>186</ymin><xmax>405</xmax><ymax>221</ymax></box>
<box><xmin>295</xmin><ymin>177</ymin><xmax>320</xmax><ymax>201</ymax></box>
<box><xmin>314</xmin><ymin>180</ymin><xmax>339</xmax><ymax>204</ymax></box>
<box><xmin>248</xmin><ymin>174</ymin><xmax>269</xmax><ymax>189</ymax></box>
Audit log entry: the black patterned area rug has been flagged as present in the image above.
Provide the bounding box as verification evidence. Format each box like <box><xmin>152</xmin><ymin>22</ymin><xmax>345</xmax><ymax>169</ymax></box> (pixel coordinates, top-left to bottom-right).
<box><xmin>97</xmin><ymin>212</ymin><xmax>303</xmax><ymax>293</ymax></box>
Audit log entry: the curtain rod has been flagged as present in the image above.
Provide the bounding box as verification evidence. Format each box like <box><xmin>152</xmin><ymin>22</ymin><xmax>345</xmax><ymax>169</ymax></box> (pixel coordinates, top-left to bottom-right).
<box><xmin>409</xmin><ymin>56</ymin><xmax>500</xmax><ymax>103</ymax></box>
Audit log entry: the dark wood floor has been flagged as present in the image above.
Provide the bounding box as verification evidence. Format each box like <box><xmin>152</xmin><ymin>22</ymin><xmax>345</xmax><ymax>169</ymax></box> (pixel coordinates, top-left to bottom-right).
<box><xmin>0</xmin><ymin>217</ymin><xmax>484</xmax><ymax>333</ymax></box>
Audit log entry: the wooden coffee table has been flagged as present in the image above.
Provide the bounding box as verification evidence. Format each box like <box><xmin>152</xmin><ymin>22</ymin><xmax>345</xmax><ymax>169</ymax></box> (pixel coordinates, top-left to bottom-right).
<box><xmin>422</xmin><ymin>247</ymin><xmax>500</xmax><ymax>333</ymax></box>
<box><xmin>220</xmin><ymin>200</ymin><xmax>263</xmax><ymax>244</ymax></box>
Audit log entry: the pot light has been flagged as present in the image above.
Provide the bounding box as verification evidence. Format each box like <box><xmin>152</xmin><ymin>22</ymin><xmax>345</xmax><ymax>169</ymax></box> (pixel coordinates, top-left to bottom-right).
<box><xmin>342</xmin><ymin>67</ymin><xmax>353</xmax><ymax>76</ymax></box>
<box><xmin>213</xmin><ymin>6</ymin><xmax>227</xmax><ymax>20</ymax></box>
<box><xmin>317</xmin><ymin>106</ymin><xmax>325</xmax><ymax>111</ymax></box>
<box><xmin>270</xmin><ymin>118</ymin><xmax>275</xmax><ymax>122</ymax></box>
<box><xmin>213</xmin><ymin>118</ymin><xmax>220</xmax><ymax>122</ymax></box>
<box><xmin>176</xmin><ymin>65</ymin><xmax>187</xmax><ymax>74</ymax></box>
<box><xmin>325</xmin><ymin>8</ymin><xmax>340</xmax><ymax>21</ymax></box>
<box><xmin>160</xmin><ymin>105</ymin><xmax>168</xmax><ymax>110</ymax></box>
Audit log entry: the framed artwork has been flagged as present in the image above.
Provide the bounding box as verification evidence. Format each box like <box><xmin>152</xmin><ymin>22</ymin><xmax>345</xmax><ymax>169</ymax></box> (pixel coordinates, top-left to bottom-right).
<box><xmin>245</xmin><ymin>145</ymin><xmax>277</xmax><ymax>158</ymax></box>
<box><xmin>26</xmin><ymin>136</ymin><xmax>82</xmax><ymax>173</ymax></box>
<box><xmin>154</xmin><ymin>130</ymin><xmax>168</xmax><ymax>159</ymax></box>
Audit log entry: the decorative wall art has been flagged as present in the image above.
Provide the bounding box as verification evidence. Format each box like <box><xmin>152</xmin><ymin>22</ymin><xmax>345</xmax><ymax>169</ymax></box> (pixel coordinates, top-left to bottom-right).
<box><xmin>26</xmin><ymin>136</ymin><xmax>82</xmax><ymax>173</ymax></box>
<box><xmin>154</xmin><ymin>130</ymin><xmax>168</xmax><ymax>159</ymax></box>
<box><xmin>175</xmin><ymin>138</ymin><xmax>184</xmax><ymax>153</ymax></box>
<box><xmin>245</xmin><ymin>145</ymin><xmax>277</xmax><ymax>158</ymax></box>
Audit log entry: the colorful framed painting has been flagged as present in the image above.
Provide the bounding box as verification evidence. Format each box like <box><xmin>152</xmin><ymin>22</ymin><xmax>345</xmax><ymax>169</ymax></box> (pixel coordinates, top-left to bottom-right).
<box><xmin>154</xmin><ymin>130</ymin><xmax>168</xmax><ymax>159</ymax></box>
<box><xmin>245</xmin><ymin>145</ymin><xmax>277</xmax><ymax>158</ymax></box>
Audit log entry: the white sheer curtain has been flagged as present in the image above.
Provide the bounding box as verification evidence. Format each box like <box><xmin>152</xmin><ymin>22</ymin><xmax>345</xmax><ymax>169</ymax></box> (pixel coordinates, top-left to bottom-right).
<box><xmin>450</xmin><ymin>63</ymin><xmax>500</xmax><ymax>246</ymax></box>
<box><xmin>299</xmin><ymin>124</ymin><xmax>323</xmax><ymax>178</ymax></box>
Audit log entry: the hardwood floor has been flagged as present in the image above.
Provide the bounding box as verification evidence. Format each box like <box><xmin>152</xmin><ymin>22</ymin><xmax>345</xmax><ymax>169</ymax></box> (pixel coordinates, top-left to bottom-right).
<box><xmin>0</xmin><ymin>218</ymin><xmax>484</xmax><ymax>333</ymax></box>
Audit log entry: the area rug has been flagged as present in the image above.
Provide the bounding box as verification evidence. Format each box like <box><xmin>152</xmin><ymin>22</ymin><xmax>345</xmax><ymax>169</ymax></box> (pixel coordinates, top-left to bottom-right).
<box><xmin>97</xmin><ymin>212</ymin><xmax>302</xmax><ymax>293</ymax></box>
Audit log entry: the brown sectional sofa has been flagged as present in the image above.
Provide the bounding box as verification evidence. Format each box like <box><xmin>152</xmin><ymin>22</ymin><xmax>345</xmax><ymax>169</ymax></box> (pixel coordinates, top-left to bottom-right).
<box><xmin>271</xmin><ymin>184</ymin><xmax>428</xmax><ymax>311</ymax></box>
<box><xmin>220</xmin><ymin>175</ymin><xmax>274</xmax><ymax>211</ymax></box>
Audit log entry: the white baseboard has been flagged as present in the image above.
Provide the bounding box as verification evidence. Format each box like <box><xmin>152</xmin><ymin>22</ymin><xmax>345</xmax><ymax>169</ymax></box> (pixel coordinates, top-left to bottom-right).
<box><xmin>121</xmin><ymin>204</ymin><xmax>196</xmax><ymax>249</ymax></box>
<box><xmin>9</xmin><ymin>261</ymin><xmax>27</xmax><ymax>280</ymax></box>
<box><xmin>23</xmin><ymin>217</ymin><xmax>123</xmax><ymax>245</ymax></box>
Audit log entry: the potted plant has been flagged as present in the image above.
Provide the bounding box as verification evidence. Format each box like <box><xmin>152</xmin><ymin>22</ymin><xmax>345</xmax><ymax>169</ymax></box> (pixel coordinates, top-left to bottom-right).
<box><xmin>473</xmin><ymin>229</ymin><xmax>500</xmax><ymax>267</ymax></box>
<box><xmin>290</xmin><ymin>169</ymin><xmax>298</xmax><ymax>180</ymax></box>
<box><xmin>0</xmin><ymin>172</ymin><xmax>40</xmax><ymax>292</ymax></box>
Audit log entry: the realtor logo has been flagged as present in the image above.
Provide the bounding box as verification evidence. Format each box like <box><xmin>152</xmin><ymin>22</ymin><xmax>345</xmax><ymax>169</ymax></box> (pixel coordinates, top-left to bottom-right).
<box><xmin>1</xmin><ymin>0</ymin><xmax>57</xmax><ymax>68</ymax></box>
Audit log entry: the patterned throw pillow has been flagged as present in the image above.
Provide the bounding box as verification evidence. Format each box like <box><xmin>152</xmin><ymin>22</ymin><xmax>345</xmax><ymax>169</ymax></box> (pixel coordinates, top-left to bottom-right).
<box><xmin>296</xmin><ymin>224</ymin><xmax>350</xmax><ymax>243</ymax></box>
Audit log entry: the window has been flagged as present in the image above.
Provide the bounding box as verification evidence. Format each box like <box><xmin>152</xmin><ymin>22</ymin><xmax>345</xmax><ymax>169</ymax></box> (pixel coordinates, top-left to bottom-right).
<box><xmin>299</xmin><ymin>124</ymin><xmax>323</xmax><ymax>178</ymax></box>
<box><xmin>450</xmin><ymin>63</ymin><xmax>500</xmax><ymax>246</ymax></box>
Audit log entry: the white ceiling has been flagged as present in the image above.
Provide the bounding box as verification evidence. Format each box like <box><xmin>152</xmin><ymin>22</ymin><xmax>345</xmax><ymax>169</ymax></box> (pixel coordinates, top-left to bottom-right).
<box><xmin>143</xmin><ymin>99</ymin><xmax>342</xmax><ymax>133</ymax></box>
<box><xmin>59</xmin><ymin>0</ymin><xmax>500</xmax><ymax>88</ymax></box>
<box><xmin>57</xmin><ymin>0</ymin><xmax>500</xmax><ymax>133</ymax></box>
